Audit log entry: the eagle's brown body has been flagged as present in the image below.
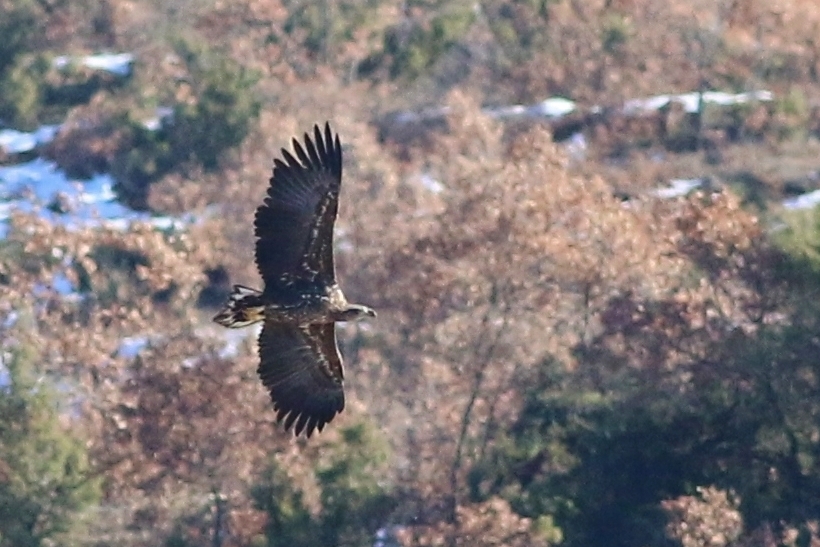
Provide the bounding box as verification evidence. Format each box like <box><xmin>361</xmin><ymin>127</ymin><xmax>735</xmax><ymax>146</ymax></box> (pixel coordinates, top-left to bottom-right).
<box><xmin>213</xmin><ymin>123</ymin><xmax>375</xmax><ymax>437</ymax></box>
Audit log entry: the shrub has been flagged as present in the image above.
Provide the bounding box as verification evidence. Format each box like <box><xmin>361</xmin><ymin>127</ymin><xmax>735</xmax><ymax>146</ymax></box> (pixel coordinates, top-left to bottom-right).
<box><xmin>44</xmin><ymin>61</ymin><xmax>130</xmax><ymax>108</ymax></box>
<box><xmin>601</xmin><ymin>13</ymin><xmax>632</xmax><ymax>55</ymax></box>
<box><xmin>169</xmin><ymin>45</ymin><xmax>261</xmax><ymax>170</ymax></box>
<box><xmin>770</xmin><ymin>206</ymin><xmax>820</xmax><ymax>293</ymax></box>
<box><xmin>361</xmin><ymin>6</ymin><xmax>475</xmax><ymax>80</ymax></box>
<box><xmin>663</xmin><ymin>487</ymin><xmax>743</xmax><ymax>547</ymax></box>
<box><xmin>281</xmin><ymin>0</ymin><xmax>387</xmax><ymax>67</ymax></box>
<box><xmin>111</xmin><ymin>112</ymin><xmax>176</xmax><ymax>210</ymax></box>
<box><xmin>771</xmin><ymin>87</ymin><xmax>811</xmax><ymax>141</ymax></box>
<box><xmin>0</xmin><ymin>54</ymin><xmax>48</xmax><ymax>129</ymax></box>
<box><xmin>112</xmin><ymin>41</ymin><xmax>260</xmax><ymax>209</ymax></box>
<box><xmin>0</xmin><ymin>0</ymin><xmax>39</xmax><ymax>76</ymax></box>
<box><xmin>483</xmin><ymin>0</ymin><xmax>553</xmax><ymax>64</ymax></box>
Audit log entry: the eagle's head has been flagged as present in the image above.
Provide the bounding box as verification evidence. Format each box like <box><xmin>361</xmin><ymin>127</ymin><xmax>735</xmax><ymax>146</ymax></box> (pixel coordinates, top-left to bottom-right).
<box><xmin>339</xmin><ymin>304</ymin><xmax>376</xmax><ymax>321</ymax></box>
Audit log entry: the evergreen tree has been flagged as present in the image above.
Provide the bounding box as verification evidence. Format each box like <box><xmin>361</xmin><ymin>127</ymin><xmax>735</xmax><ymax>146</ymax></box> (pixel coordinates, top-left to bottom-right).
<box><xmin>0</xmin><ymin>344</ymin><xmax>100</xmax><ymax>547</ymax></box>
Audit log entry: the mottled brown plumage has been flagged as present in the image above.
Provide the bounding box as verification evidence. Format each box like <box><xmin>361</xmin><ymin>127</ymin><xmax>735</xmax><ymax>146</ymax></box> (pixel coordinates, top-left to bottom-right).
<box><xmin>214</xmin><ymin>123</ymin><xmax>375</xmax><ymax>437</ymax></box>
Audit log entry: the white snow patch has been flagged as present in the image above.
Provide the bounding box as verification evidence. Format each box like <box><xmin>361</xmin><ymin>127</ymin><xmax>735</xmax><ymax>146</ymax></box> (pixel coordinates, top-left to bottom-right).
<box><xmin>51</xmin><ymin>272</ymin><xmax>77</xmax><ymax>297</ymax></box>
<box><xmin>624</xmin><ymin>90</ymin><xmax>773</xmax><ymax>115</ymax></box>
<box><xmin>217</xmin><ymin>327</ymin><xmax>254</xmax><ymax>359</ymax></box>
<box><xmin>53</xmin><ymin>53</ymin><xmax>135</xmax><ymax>77</ymax></box>
<box><xmin>485</xmin><ymin>97</ymin><xmax>575</xmax><ymax>120</ymax></box>
<box><xmin>624</xmin><ymin>94</ymin><xmax>676</xmax><ymax>114</ymax></box>
<box><xmin>0</xmin><ymin>125</ymin><xmax>60</xmax><ymax>154</ymax></box>
<box><xmin>117</xmin><ymin>336</ymin><xmax>150</xmax><ymax>359</ymax></box>
<box><xmin>143</xmin><ymin>106</ymin><xmax>174</xmax><ymax>131</ymax></box>
<box><xmin>419</xmin><ymin>173</ymin><xmax>445</xmax><ymax>194</ymax></box>
<box><xmin>397</xmin><ymin>97</ymin><xmax>575</xmax><ymax>125</ymax></box>
<box><xmin>2</xmin><ymin>311</ymin><xmax>18</xmax><ymax>330</ymax></box>
<box><xmin>564</xmin><ymin>132</ymin><xmax>588</xmax><ymax>161</ymax></box>
<box><xmin>0</xmin><ymin>202</ymin><xmax>13</xmax><ymax>221</ymax></box>
<box><xmin>704</xmin><ymin>90</ymin><xmax>774</xmax><ymax>106</ymax></box>
<box><xmin>652</xmin><ymin>178</ymin><xmax>704</xmax><ymax>199</ymax></box>
<box><xmin>373</xmin><ymin>526</ymin><xmax>404</xmax><ymax>547</ymax></box>
<box><xmin>391</xmin><ymin>90</ymin><xmax>771</xmax><ymax>132</ymax></box>
<box><xmin>0</xmin><ymin>358</ymin><xmax>9</xmax><ymax>388</ymax></box>
<box><xmin>527</xmin><ymin>97</ymin><xmax>576</xmax><ymax>118</ymax></box>
<box><xmin>782</xmin><ymin>189</ymin><xmax>820</xmax><ymax>210</ymax></box>
<box><xmin>0</xmin><ymin>157</ymin><xmax>195</xmax><ymax>239</ymax></box>
<box><xmin>485</xmin><ymin>104</ymin><xmax>528</xmax><ymax>119</ymax></box>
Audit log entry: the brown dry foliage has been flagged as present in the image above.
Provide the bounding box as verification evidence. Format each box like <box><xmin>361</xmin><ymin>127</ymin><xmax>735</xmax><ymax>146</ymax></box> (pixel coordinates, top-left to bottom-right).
<box><xmin>663</xmin><ymin>487</ymin><xmax>744</xmax><ymax>547</ymax></box>
<box><xmin>395</xmin><ymin>497</ymin><xmax>551</xmax><ymax>547</ymax></box>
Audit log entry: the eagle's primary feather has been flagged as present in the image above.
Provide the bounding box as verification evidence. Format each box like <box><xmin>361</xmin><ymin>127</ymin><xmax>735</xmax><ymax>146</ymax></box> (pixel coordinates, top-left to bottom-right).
<box><xmin>213</xmin><ymin>122</ymin><xmax>375</xmax><ymax>437</ymax></box>
<box><xmin>253</xmin><ymin>123</ymin><xmax>342</xmax><ymax>287</ymax></box>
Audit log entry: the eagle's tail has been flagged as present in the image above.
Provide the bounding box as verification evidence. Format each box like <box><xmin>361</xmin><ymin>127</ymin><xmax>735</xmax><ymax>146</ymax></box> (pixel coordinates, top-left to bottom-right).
<box><xmin>213</xmin><ymin>285</ymin><xmax>266</xmax><ymax>328</ymax></box>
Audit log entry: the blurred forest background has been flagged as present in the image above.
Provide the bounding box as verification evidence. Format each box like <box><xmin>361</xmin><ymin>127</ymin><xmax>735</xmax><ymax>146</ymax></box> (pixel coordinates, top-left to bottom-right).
<box><xmin>3</xmin><ymin>0</ymin><xmax>820</xmax><ymax>545</ymax></box>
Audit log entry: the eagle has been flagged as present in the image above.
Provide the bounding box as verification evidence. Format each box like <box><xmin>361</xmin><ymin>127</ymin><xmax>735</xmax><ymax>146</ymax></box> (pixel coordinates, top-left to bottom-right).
<box><xmin>213</xmin><ymin>123</ymin><xmax>375</xmax><ymax>437</ymax></box>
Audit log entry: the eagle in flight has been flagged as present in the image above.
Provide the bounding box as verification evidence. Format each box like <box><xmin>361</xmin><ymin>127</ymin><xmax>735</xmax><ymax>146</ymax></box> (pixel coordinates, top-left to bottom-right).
<box><xmin>214</xmin><ymin>123</ymin><xmax>375</xmax><ymax>437</ymax></box>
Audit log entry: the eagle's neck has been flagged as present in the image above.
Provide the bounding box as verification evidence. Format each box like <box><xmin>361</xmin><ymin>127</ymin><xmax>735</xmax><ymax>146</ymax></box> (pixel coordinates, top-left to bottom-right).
<box><xmin>328</xmin><ymin>286</ymin><xmax>376</xmax><ymax>321</ymax></box>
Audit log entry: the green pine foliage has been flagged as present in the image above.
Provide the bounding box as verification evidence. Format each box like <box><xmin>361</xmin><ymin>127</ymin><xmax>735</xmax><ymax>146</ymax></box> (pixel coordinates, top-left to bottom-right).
<box><xmin>282</xmin><ymin>0</ymin><xmax>385</xmax><ymax>62</ymax></box>
<box><xmin>465</xmin><ymin>249</ymin><xmax>820</xmax><ymax>547</ymax></box>
<box><xmin>112</xmin><ymin>40</ymin><xmax>260</xmax><ymax>209</ymax></box>
<box><xmin>169</xmin><ymin>42</ymin><xmax>261</xmax><ymax>170</ymax></box>
<box><xmin>0</xmin><ymin>1</ymin><xmax>121</xmax><ymax>128</ymax></box>
<box><xmin>0</xmin><ymin>55</ymin><xmax>50</xmax><ymax>130</ymax></box>
<box><xmin>252</xmin><ymin>422</ymin><xmax>393</xmax><ymax>547</ymax></box>
<box><xmin>316</xmin><ymin>423</ymin><xmax>395</xmax><ymax>546</ymax></box>
<box><xmin>359</xmin><ymin>2</ymin><xmax>475</xmax><ymax>80</ymax></box>
<box><xmin>0</xmin><ymin>344</ymin><xmax>101</xmax><ymax>547</ymax></box>
<box><xmin>0</xmin><ymin>1</ymin><xmax>44</xmax><ymax>128</ymax></box>
<box><xmin>251</xmin><ymin>463</ymin><xmax>317</xmax><ymax>547</ymax></box>
<box><xmin>775</xmin><ymin>207</ymin><xmax>820</xmax><ymax>270</ymax></box>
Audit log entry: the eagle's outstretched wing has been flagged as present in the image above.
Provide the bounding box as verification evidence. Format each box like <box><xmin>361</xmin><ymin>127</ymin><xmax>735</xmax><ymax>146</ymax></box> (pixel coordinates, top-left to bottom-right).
<box><xmin>254</xmin><ymin>123</ymin><xmax>342</xmax><ymax>288</ymax></box>
<box><xmin>257</xmin><ymin>319</ymin><xmax>345</xmax><ymax>437</ymax></box>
